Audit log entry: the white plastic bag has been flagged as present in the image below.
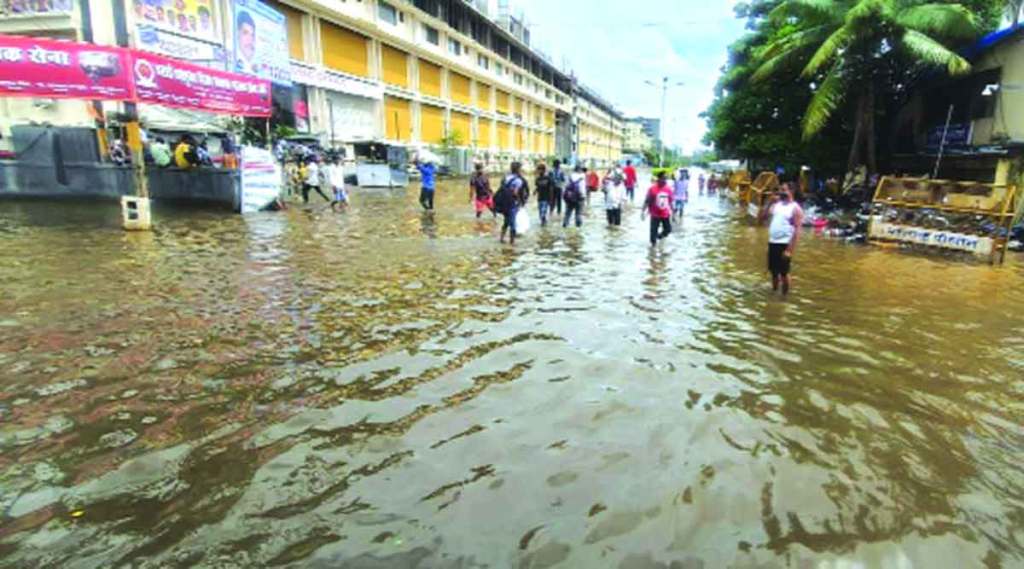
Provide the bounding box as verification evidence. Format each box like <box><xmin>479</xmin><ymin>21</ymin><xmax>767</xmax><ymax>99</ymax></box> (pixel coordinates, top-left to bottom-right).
<box><xmin>515</xmin><ymin>208</ymin><xmax>531</xmax><ymax>235</ymax></box>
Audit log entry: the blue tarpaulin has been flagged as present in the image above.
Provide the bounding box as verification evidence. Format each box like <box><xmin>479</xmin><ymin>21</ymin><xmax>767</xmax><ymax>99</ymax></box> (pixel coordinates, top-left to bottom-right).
<box><xmin>962</xmin><ymin>24</ymin><xmax>1024</xmax><ymax>60</ymax></box>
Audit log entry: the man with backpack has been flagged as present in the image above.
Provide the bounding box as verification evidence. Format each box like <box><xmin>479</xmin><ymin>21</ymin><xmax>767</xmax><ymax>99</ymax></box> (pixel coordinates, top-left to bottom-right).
<box><xmin>562</xmin><ymin>164</ymin><xmax>585</xmax><ymax>228</ymax></box>
<box><xmin>494</xmin><ymin>161</ymin><xmax>529</xmax><ymax>244</ymax></box>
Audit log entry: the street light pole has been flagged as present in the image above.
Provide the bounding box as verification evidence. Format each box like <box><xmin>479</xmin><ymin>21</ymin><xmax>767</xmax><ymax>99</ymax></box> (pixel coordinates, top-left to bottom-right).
<box><xmin>645</xmin><ymin>77</ymin><xmax>684</xmax><ymax>168</ymax></box>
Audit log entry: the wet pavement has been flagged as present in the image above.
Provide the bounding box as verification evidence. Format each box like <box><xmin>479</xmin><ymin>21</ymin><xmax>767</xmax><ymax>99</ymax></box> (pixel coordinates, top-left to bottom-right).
<box><xmin>2</xmin><ymin>175</ymin><xmax>1024</xmax><ymax>568</ymax></box>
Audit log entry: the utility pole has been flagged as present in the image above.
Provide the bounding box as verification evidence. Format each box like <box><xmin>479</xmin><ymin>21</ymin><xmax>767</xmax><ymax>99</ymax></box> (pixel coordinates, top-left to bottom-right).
<box><xmin>645</xmin><ymin>77</ymin><xmax>684</xmax><ymax>168</ymax></box>
<box><xmin>112</xmin><ymin>0</ymin><xmax>148</xmax><ymax>201</ymax></box>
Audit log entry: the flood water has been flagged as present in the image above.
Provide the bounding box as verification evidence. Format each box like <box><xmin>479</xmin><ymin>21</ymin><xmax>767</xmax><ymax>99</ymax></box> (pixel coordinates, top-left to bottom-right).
<box><xmin>2</xmin><ymin>175</ymin><xmax>1024</xmax><ymax>568</ymax></box>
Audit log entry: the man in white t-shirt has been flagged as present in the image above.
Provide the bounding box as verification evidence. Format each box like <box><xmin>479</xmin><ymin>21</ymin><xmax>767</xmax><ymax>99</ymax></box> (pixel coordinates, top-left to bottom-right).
<box><xmin>760</xmin><ymin>184</ymin><xmax>804</xmax><ymax>295</ymax></box>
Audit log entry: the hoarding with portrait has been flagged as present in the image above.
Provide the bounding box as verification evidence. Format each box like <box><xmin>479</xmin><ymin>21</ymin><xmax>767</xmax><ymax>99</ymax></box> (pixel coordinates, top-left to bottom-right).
<box><xmin>233</xmin><ymin>0</ymin><xmax>290</xmax><ymax>85</ymax></box>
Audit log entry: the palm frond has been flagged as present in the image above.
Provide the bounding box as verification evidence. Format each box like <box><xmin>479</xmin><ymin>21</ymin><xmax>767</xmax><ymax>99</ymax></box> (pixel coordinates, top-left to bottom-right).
<box><xmin>901</xmin><ymin>29</ymin><xmax>972</xmax><ymax>75</ymax></box>
<box><xmin>751</xmin><ymin>25</ymin><xmax>833</xmax><ymax>82</ymax></box>
<box><xmin>897</xmin><ymin>4</ymin><xmax>978</xmax><ymax>41</ymax></box>
<box><xmin>802</xmin><ymin>26</ymin><xmax>852</xmax><ymax>78</ymax></box>
<box><xmin>803</xmin><ymin>66</ymin><xmax>848</xmax><ymax>139</ymax></box>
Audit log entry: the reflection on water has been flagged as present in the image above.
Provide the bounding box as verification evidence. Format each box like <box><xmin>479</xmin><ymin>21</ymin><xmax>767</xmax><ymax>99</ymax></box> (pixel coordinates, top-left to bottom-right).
<box><xmin>2</xmin><ymin>179</ymin><xmax>1024</xmax><ymax>568</ymax></box>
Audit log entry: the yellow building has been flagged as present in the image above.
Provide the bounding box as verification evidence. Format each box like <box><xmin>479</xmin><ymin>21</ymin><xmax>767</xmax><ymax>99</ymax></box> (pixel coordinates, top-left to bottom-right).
<box><xmin>0</xmin><ymin>0</ymin><xmax>624</xmax><ymax>172</ymax></box>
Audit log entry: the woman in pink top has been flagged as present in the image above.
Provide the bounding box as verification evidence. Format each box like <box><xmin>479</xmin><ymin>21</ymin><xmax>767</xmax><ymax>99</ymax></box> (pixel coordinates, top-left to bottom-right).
<box><xmin>641</xmin><ymin>171</ymin><xmax>674</xmax><ymax>247</ymax></box>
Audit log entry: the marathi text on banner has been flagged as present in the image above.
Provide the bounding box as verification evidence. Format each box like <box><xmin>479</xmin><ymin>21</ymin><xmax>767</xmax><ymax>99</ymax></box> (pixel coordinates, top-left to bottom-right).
<box><xmin>0</xmin><ymin>34</ymin><xmax>135</xmax><ymax>101</ymax></box>
<box><xmin>132</xmin><ymin>51</ymin><xmax>272</xmax><ymax>116</ymax></box>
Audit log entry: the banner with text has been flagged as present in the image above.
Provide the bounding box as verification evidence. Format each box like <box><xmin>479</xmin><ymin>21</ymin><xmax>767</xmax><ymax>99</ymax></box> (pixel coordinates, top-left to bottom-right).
<box><xmin>869</xmin><ymin>221</ymin><xmax>995</xmax><ymax>256</ymax></box>
<box><xmin>132</xmin><ymin>51</ymin><xmax>271</xmax><ymax>116</ymax></box>
<box><xmin>131</xmin><ymin>0</ymin><xmax>219</xmax><ymax>43</ymax></box>
<box><xmin>240</xmin><ymin>145</ymin><xmax>281</xmax><ymax>213</ymax></box>
<box><xmin>0</xmin><ymin>34</ymin><xmax>135</xmax><ymax>101</ymax></box>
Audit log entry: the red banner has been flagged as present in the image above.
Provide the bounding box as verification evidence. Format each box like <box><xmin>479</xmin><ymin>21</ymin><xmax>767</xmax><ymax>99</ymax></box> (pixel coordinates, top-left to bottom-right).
<box><xmin>131</xmin><ymin>51</ymin><xmax>271</xmax><ymax>116</ymax></box>
<box><xmin>0</xmin><ymin>34</ymin><xmax>135</xmax><ymax>101</ymax></box>
<box><xmin>0</xmin><ymin>33</ymin><xmax>272</xmax><ymax>116</ymax></box>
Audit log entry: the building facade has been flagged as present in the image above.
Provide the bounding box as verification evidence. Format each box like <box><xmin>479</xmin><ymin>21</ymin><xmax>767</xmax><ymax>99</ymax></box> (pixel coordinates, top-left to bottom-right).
<box><xmin>0</xmin><ymin>0</ymin><xmax>626</xmax><ymax>171</ymax></box>
<box><xmin>623</xmin><ymin>119</ymin><xmax>654</xmax><ymax>154</ymax></box>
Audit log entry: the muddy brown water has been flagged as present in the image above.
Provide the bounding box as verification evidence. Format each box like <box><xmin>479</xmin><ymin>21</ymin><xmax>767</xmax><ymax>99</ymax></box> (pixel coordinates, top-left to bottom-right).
<box><xmin>1</xmin><ymin>176</ymin><xmax>1023</xmax><ymax>568</ymax></box>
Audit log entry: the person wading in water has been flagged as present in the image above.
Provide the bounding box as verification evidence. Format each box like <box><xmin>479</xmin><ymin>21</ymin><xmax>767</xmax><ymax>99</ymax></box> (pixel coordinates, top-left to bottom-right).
<box><xmin>642</xmin><ymin>171</ymin><xmax>673</xmax><ymax>247</ymax></box>
<box><xmin>469</xmin><ymin>163</ymin><xmax>494</xmax><ymax>218</ymax></box>
<box><xmin>759</xmin><ymin>184</ymin><xmax>804</xmax><ymax>295</ymax></box>
<box><xmin>494</xmin><ymin>161</ymin><xmax>529</xmax><ymax>244</ymax></box>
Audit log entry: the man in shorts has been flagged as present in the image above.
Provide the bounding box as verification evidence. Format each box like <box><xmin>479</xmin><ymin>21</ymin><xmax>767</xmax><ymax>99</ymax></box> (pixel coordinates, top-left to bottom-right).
<box><xmin>760</xmin><ymin>184</ymin><xmax>804</xmax><ymax>295</ymax></box>
<box><xmin>468</xmin><ymin>163</ymin><xmax>494</xmax><ymax>218</ymax></box>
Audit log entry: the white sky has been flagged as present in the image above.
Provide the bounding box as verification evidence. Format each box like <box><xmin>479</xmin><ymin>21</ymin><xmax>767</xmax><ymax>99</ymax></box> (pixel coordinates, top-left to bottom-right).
<box><xmin>511</xmin><ymin>0</ymin><xmax>747</xmax><ymax>153</ymax></box>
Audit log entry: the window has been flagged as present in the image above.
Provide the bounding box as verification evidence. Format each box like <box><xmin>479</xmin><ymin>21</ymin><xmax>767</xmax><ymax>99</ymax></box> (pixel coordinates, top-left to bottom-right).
<box><xmin>448</xmin><ymin>38</ymin><xmax>461</xmax><ymax>56</ymax></box>
<box><xmin>478</xmin><ymin>54</ymin><xmax>489</xmax><ymax>70</ymax></box>
<box><xmin>495</xmin><ymin>63</ymin><xmax>503</xmax><ymax>76</ymax></box>
<box><xmin>423</xmin><ymin>24</ymin><xmax>439</xmax><ymax>45</ymax></box>
<box><xmin>378</xmin><ymin>1</ymin><xmax>398</xmax><ymax>25</ymax></box>
<box><xmin>514</xmin><ymin>73</ymin><xmax>523</xmax><ymax>86</ymax></box>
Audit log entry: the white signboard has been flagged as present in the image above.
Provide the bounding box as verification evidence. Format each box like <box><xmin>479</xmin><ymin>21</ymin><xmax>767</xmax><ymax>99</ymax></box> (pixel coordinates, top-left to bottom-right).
<box><xmin>869</xmin><ymin>221</ymin><xmax>995</xmax><ymax>256</ymax></box>
<box><xmin>136</xmin><ymin>25</ymin><xmax>224</xmax><ymax>66</ymax></box>
<box><xmin>291</xmin><ymin>61</ymin><xmax>384</xmax><ymax>100</ymax></box>
<box><xmin>240</xmin><ymin>146</ymin><xmax>281</xmax><ymax>214</ymax></box>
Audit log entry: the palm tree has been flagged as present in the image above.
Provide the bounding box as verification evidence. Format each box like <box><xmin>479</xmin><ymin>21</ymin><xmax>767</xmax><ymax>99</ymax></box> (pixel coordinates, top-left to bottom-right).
<box><xmin>752</xmin><ymin>0</ymin><xmax>978</xmax><ymax>174</ymax></box>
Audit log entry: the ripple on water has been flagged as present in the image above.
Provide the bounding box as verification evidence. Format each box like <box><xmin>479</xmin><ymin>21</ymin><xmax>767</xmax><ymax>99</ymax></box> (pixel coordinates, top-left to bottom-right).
<box><xmin>0</xmin><ymin>186</ymin><xmax>1023</xmax><ymax>568</ymax></box>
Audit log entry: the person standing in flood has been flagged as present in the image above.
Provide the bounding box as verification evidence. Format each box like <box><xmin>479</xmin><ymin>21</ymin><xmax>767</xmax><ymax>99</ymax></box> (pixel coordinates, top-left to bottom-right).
<box><xmin>551</xmin><ymin>159</ymin><xmax>566</xmax><ymax>215</ymax></box>
<box><xmin>642</xmin><ymin>171</ymin><xmax>673</xmax><ymax>247</ymax></box>
<box><xmin>562</xmin><ymin>164</ymin><xmax>585</xmax><ymax>229</ymax></box>
<box><xmin>414</xmin><ymin>157</ymin><xmax>437</xmax><ymax>211</ymax></box>
<box><xmin>603</xmin><ymin>167</ymin><xmax>626</xmax><ymax>227</ymax></box>
<box><xmin>534</xmin><ymin>162</ymin><xmax>556</xmax><ymax>227</ymax></box>
<box><xmin>673</xmin><ymin>168</ymin><xmax>689</xmax><ymax>222</ymax></box>
<box><xmin>623</xmin><ymin>160</ymin><xmax>638</xmax><ymax>202</ymax></box>
<box><xmin>468</xmin><ymin>163</ymin><xmax>494</xmax><ymax>219</ymax></box>
<box><xmin>759</xmin><ymin>185</ymin><xmax>804</xmax><ymax>295</ymax></box>
<box><xmin>494</xmin><ymin>161</ymin><xmax>529</xmax><ymax>244</ymax></box>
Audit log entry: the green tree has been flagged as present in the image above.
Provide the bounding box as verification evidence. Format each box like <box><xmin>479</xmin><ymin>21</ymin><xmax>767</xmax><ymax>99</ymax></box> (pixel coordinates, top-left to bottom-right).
<box><xmin>751</xmin><ymin>0</ymin><xmax>979</xmax><ymax>174</ymax></box>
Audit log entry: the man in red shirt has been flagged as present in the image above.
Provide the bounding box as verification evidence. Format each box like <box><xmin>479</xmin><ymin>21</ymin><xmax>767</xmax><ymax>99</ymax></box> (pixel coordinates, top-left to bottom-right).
<box><xmin>623</xmin><ymin>160</ymin><xmax>638</xmax><ymax>202</ymax></box>
<box><xmin>641</xmin><ymin>171</ymin><xmax>673</xmax><ymax>247</ymax></box>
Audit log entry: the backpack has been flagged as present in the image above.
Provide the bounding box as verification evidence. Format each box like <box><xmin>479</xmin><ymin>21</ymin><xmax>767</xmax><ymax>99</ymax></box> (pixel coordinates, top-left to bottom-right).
<box><xmin>564</xmin><ymin>177</ymin><xmax>582</xmax><ymax>204</ymax></box>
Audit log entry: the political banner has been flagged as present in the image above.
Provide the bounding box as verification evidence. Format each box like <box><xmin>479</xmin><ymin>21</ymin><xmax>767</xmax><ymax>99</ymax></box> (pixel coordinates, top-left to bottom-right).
<box><xmin>240</xmin><ymin>145</ymin><xmax>281</xmax><ymax>213</ymax></box>
<box><xmin>233</xmin><ymin>0</ymin><xmax>291</xmax><ymax>85</ymax></box>
<box><xmin>130</xmin><ymin>0</ymin><xmax>219</xmax><ymax>43</ymax></box>
<box><xmin>0</xmin><ymin>34</ymin><xmax>135</xmax><ymax>101</ymax></box>
<box><xmin>1</xmin><ymin>0</ymin><xmax>73</xmax><ymax>16</ymax></box>
<box><xmin>132</xmin><ymin>51</ymin><xmax>271</xmax><ymax>116</ymax></box>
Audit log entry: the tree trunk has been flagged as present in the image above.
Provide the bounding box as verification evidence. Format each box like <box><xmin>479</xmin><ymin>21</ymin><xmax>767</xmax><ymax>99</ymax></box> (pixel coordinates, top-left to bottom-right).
<box><xmin>865</xmin><ymin>81</ymin><xmax>878</xmax><ymax>176</ymax></box>
<box><xmin>846</xmin><ymin>91</ymin><xmax>867</xmax><ymax>174</ymax></box>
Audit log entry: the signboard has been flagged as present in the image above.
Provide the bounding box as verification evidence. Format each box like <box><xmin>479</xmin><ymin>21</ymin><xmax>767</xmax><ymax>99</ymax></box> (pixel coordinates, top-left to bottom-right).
<box><xmin>0</xmin><ymin>35</ymin><xmax>135</xmax><ymax>101</ymax></box>
<box><xmin>869</xmin><ymin>221</ymin><xmax>994</xmax><ymax>256</ymax></box>
<box><xmin>926</xmin><ymin>123</ymin><xmax>972</xmax><ymax>151</ymax></box>
<box><xmin>135</xmin><ymin>25</ymin><xmax>226</xmax><ymax>66</ymax></box>
<box><xmin>1</xmin><ymin>0</ymin><xmax>73</xmax><ymax>16</ymax></box>
<box><xmin>132</xmin><ymin>51</ymin><xmax>271</xmax><ymax>116</ymax></box>
<box><xmin>233</xmin><ymin>0</ymin><xmax>290</xmax><ymax>85</ymax></box>
<box><xmin>240</xmin><ymin>145</ymin><xmax>281</xmax><ymax>213</ymax></box>
<box><xmin>131</xmin><ymin>0</ymin><xmax>219</xmax><ymax>43</ymax></box>
<box><xmin>291</xmin><ymin>61</ymin><xmax>384</xmax><ymax>100</ymax></box>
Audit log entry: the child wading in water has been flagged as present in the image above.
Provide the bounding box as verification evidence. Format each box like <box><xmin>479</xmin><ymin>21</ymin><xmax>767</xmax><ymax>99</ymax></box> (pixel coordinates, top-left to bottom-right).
<box><xmin>469</xmin><ymin>163</ymin><xmax>494</xmax><ymax>218</ymax></box>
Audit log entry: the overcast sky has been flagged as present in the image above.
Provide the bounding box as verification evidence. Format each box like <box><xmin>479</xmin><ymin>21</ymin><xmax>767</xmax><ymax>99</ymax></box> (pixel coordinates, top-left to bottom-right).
<box><xmin>512</xmin><ymin>0</ymin><xmax>747</xmax><ymax>153</ymax></box>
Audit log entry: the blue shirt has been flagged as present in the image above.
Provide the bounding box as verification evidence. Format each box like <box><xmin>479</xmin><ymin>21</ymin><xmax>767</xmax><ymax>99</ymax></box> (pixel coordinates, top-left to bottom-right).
<box><xmin>417</xmin><ymin>163</ymin><xmax>437</xmax><ymax>191</ymax></box>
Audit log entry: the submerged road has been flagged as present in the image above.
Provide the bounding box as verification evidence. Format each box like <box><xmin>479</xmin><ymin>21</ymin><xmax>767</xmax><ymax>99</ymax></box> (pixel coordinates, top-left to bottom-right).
<box><xmin>1</xmin><ymin>177</ymin><xmax>1024</xmax><ymax>568</ymax></box>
